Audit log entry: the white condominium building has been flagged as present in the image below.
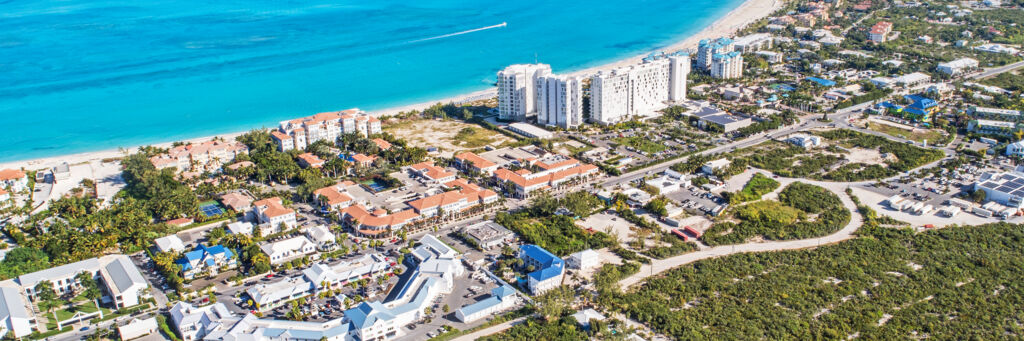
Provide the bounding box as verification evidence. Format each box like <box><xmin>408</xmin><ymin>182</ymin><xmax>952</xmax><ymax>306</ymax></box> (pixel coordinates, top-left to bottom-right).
<box><xmin>271</xmin><ymin>109</ymin><xmax>382</xmax><ymax>152</ymax></box>
<box><xmin>590</xmin><ymin>55</ymin><xmax>690</xmax><ymax>125</ymax></box>
<box><xmin>696</xmin><ymin>38</ymin><xmax>735</xmax><ymax>71</ymax></box>
<box><xmin>711</xmin><ymin>52</ymin><xmax>744</xmax><ymax>79</ymax></box>
<box><xmin>536</xmin><ymin>74</ymin><xmax>585</xmax><ymax>128</ymax></box>
<box><xmin>497</xmin><ymin>64</ymin><xmax>552</xmax><ymax>121</ymax></box>
<box><xmin>733</xmin><ymin>33</ymin><xmax>774</xmax><ymax>52</ymax></box>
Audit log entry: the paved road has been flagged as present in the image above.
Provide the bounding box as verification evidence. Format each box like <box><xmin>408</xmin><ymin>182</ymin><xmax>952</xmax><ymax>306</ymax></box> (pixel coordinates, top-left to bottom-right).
<box><xmin>970</xmin><ymin>60</ymin><xmax>1024</xmax><ymax>79</ymax></box>
<box><xmin>617</xmin><ymin>172</ymin><xmax>865</xmax><ymax>288</ymax></box>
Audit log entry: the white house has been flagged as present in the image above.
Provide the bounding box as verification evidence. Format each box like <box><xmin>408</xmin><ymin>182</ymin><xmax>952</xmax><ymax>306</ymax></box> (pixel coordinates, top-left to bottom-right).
<box><xmin>99</xmin><ymin>255</ymin><xmax>149</xmax><ymax>308</ymax></box>
<box><xmin>225</xmin><ymin>221</ymin><xmax>254</xmax><ymax>235</ymax></box>
<box><xmin>786</xmin><ymin>134</ymin><xmax>822</xmax><ymax>148</ymax></box>
<box><xmin>305</xmin><ymin>225</ymin><xmax>337</xmax><ymax>248</ymax></box>
<box><xmin>154</xmin><ymin>235</ymin><xmax>186</xmax><ymax>253</ymax></box>
<box><xmin>702</xmin><ymin>159</ymin><xmax>732</xmax><ymax>175</ymax></box>
<box><xmin>936</xmin><ymin>58</ymin><xmax>979</xmax><ymax>76</ymax></box>
<box><xmin>117</xmin><ymin>317</ymin><xmax>158</xmax><ymax>341</ymax></box>
<box><xmin>0</xmin><ymin>169</ymin><xmax>28</xmax><ymax>192</ymax></box>
<box><xmin>1006</xmin><ymin>140</ymin><xmax>1024</xmax><ymax>157</ymax></box>
<box><xmin>261</xmin><ymin>236</ymin><xmax>317</xmax><ymax>265</ymax></box>
<box><xmin>566</xmin><ymin>249</ymin><xmax>600</xmax><ymax>271</ymax></box>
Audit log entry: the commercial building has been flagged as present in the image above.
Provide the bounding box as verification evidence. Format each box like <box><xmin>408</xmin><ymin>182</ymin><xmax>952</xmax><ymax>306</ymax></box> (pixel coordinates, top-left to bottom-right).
<box><xmin>454</xmin><ymin>152</ymin><xmax>499</xmax><ymax>175</ymax></box>
<box><xmin>176</xmin><ymin>245</ymin><xmax>237</xmax><ymax>280</ymax></box>
<box><xmin>869</xmin><ymin>21</ymin><xmax>893</xmax><ymax>43</ymax></box>
<box><xmin>590</xmin><ymin>55</ymin><xmax>689</xmax><ymax>125</ymax></box>
<box><xmin>974</xmin><ymin>170</ymin><xmax>1024</xmax><ymax>208</ymax></box>
<box><xmin>261</xmin><ymin>236</ymin><xmax>317</xmax><ymax>265</ymax></box>
<box><xmin>339</xmin><ymin>204</ymin><xmax>419</xmax><ymax>237</ymax></box>
<box><xmin>786</xmin><ymin>134</ymin><xmax>822</xmax><ymax>148</ymax></box>
<box><xmin>936</xmin><ymin>58</ymin><xmax>979</xmax><ymax>76</ymax></box>
<box><xmin>536</xmin><ymin>74</ymin><xmax>585</xmax><ymax>128</ymax></box>
<box><xmin>702</xmin><ymin>159</ymin><xmax>732</xmax><ymax>175</ymax></box>
<box><xmin>0</xmin><ymin>286</ymin><xmax>35</xmax><ymax>338</ymax></box>
<box><xmin>0</xmin><ymin>169</ymin><xmax>28</xmax><ymax>192</ymax></box>
<box><xmin>305</xmin><ymin>225</ymin><xmax>337</xmax><ymax>248</ymax></box>
<box><xmin>100</xmin><ymin>255</ymin><xmax>150</xmax><ymax>308</ymax></box>
<box><xmin>519</xmin><ymin>244</ymin><xmax>564</xmax><ymax>294</ymax></box>
<box><xmin>116</xmin><ymin>317</ymin><xmax>158</xmax><ymax>341</ymax></box>
<box><xmin>248</xmin><ymin>253</ymin><xmax>393</xmax><ymax>310</ymax></box>
<box><xmin>566</xmin><ymin>249</ymin><xmax>599</xmax><ymax>271</ymax></box>
<box><xmin>460</xmin><ymin>221</ymin><xmax>515</xmax><ymax>250</ymax></box>
<box><xmin>409</xmin><ymin>162</ymin><xmax>457</xmax><ymax>184</ymax></box>
<box><xmin>507</xmin><ymin>123</ymin><xmax>554</xmax><ymax>139</ymax></box>
<box><xmin>406</xmin><ymin>182</ymin><xmax>499</xmax><ymax>218</ymax></box>
<box><xmin>454</xmin><ymin>285</ymin><xmax>518</xmax><ymax>323</ymax></box>
<box><xmin>497</xmin><ymin>64</ymin><xmax>552</xmax><ymax>121</ymax></box>
<box><xmin>710</xmin><ymin>52</ymin><xmax>744</xmax><ymax>79</ymax></box>
<box><xmin>253</xmin><ymin>197</ymin><xmax>297</xmax><ymax>233</ymax></box>
<box><xmin>733</xmin><ymin>33</ymin><xmax>774</xmax><ymax>52</ymax></box>
<box><xmin>313</xmin><ymin>182</ymin><xmax>356</xmax><ymax>212</ymax></box>
<box><xmin>492</xmin><ymin>156</ymin><xmax>599</xmax><ymax>198</ymax></box>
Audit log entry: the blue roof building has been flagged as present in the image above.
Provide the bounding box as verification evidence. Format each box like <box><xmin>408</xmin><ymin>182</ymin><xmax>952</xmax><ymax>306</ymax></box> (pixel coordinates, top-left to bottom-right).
<box><xmin>519</xmin><ymin>245</ymin><xmax>565</xmax><ymax>294</ymax></box>
<box><xmin>176</xmin><ymin>244</ymin><xmax>237</xmax><ymax>280</ymax></box>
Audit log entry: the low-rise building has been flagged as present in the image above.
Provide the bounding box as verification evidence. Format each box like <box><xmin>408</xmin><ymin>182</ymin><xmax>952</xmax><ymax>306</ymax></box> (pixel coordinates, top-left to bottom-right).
<box><xmin>253</xmin><ymin>197</ymin><xmax>297</xmax><ymax>233</ymax></box>
<box><xmin>869</xmin><ymin>21</ymin><xmax>893</xmax><ymax>43</ymax></box>
<box><xmin>702</xmin><ymin>159</ymin><xmax>731</xmax><ymax>175</ymax></box>
<box><xmin>454</xmin><ymin>152</ymin><xmax>499</xmax><ymax>175</ymax></box>
<box><xmin>519</xmin><ymin>245</ymin><xmax>564</xmax><ymax>294</ymax></box>
<box><xmin>305</xmin><ymin>225</ymin><xmax>336</xmax><ymax>248</ymax></box>
<box><xmin>149</xmin><ymin>140</ymin><xmax>249</xmax><ymax>172</ymax></box>
<box><xmin>968</xmin><ymin>119</ymin><xmax>1019</xmax><ymax>136</ymax></box>
<box><xmin>409</xmin><ymin>162</ymin><xmax>457</xmax><ymax>184</ymax></box>
<box><xmin>786</xmin><ymin>134</ymin><xmax>822</xmax><ymax>148</ymax></box>
<box><xmin>0</xmin><ymin>169</ymin><xmax>28</xmax><ymax>192</ymax></box>
<box><xmin>225</xmin><ymin>221</ymin><xmax>254</xmax><ymax>235</ymax></box>
<box><xmin>117</xmin><ymin>317</ymin><xmax>158</xmax><ymax>341</ymax></box>
<box><xmin>974</xmin><ymin>170</ymin><xmax>1024</xmax><ymax>208</ymax></box>
<box><xmin>219</xmin><ymin>192</ymin><xmax>254</xmax><ymax>212</ymax></box>
<box><xmin>154</xmin><ymin>235</ymin><xmax>186</xmax><ymax>253</ymax></box>
<box><xmin>100</xmin><ymin>255</ymin><xmax>150</xmax><ymax>308</ymax></box>
<box><xmin>492</xmin><ymin>156</ymin><xmax>599</xmax><ymax>198</ymax></box>
<box><xmin>0</xmin><ymin>286</ymin><xmax>35</xmax><ymax>338</ymax></box>
<box><xmin>461</xmin><ymin>221</ymin><xmax>515</xmax><ymax>250</ymax></box>
<box><xmin>507</xmin><ymin>123</ymin><xmax>554</xmax><ymax>139</ymax></box>
<box><xmin>314</xmin><ymin>182</ymin><xmax>356</xmax><ymax>212</ymax></box>
<box><xmin>176</xmin><ymin>245</ymin><xmax>237</xmax><ymax>280</ymax></box>
<box><xmin>339</xmin><ymin>205</ymin><xmax>420</xmax><ymax>237</ymax></box>
<box><xmin>566</xmin><ymin>249</ymin><xmax>599</xmax><ymax>271</ymax></box>
<box><xmin>968</xmin><ymin>106</ymin><xmax>1021</xmax><ymax>122</ymax></box>
<box><xmin>455</xmin><ymin>285</ymin><xmax>518</xmax><ymax>323</ymax></box>
<box><xmin>297</xmin><ymin>153</ymin><xmax>325</xmax><ymax>169</ymax></box>
<box><xmin>261</xmin><ymin>236</ymin><xmax>317</xmax><ymax>265</ymax></box>
<box><xmin>936</xmin><ymin>58</ymin><xmax>979</xmax><ymax>76</ymax></box>
<box><xmin>271</xmin><ymin>109</ymin><xmax>382</xmax><ymax>151</ymax></box>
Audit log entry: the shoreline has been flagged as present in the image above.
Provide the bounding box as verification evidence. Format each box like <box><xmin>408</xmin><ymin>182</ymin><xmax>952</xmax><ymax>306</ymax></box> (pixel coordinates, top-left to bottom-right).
<box><xmin>0</xmin><ymin>0</ymin><xmax>783</xmax><ymax>171</ymax></box>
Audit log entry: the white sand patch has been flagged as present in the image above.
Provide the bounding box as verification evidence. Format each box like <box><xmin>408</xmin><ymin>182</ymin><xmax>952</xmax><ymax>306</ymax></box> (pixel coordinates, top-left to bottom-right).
<box><xmin>878</xmin><ymin>314</ymin><xmax>894</xmax><ymax>326</ymax></box>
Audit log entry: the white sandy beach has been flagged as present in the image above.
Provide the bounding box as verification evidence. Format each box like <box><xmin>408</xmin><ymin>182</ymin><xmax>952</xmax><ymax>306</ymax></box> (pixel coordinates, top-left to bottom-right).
<box><xmin>0</xmin><ymin>0</ymin><xmax>784</xmax><ymax>172</ymax></box>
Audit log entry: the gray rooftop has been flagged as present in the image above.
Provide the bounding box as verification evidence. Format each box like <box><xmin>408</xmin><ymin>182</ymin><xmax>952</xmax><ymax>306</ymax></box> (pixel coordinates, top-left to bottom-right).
<box><xmin>18</xmin><ymin>257</ymin><xmax>101</xmax><ymax>289</ymax></box>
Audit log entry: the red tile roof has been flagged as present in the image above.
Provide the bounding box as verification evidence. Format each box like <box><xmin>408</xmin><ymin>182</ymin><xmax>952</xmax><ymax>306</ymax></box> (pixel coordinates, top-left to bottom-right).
<box><xmin>454</xmin><ymin>152</ymin><xmax>497</xmax><ymax>169</ymax></box>
<box><xmin>0</xmin><ymin>169</ymin><xmax>26</xmax><ymax>181</ymax></box>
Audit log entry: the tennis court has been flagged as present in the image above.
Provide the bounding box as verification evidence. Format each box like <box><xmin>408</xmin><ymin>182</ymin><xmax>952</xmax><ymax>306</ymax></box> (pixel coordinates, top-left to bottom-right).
<box><xmin>361</xmin><ymin>179</ymin><xmax>389</xmax><ymax>193</ymax></box>
<box><xmin>199</xmin><ymin>201</ymin><xmax>225</xmax><ymax>217</ymax></box>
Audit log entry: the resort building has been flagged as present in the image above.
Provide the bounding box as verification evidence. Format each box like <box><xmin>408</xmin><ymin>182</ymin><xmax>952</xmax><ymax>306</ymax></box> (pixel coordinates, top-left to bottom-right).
<box><xmin>176</xmin><ymin>245</ymin><xmax>237</xmax><ymax>280</ymax></box>
<box><xmin>460</xmin><ymin>221</ymin><xmax>515</xmax><ymax>250</ymax></box>
<box><xmin>733</xmin><ymin>33</ymin><xmax>774</xmax><ymax>52</ymax></box>
<box><xmin>149</xmin><ymin>140</ymin><xmax>249</xmax><ymax>172</ymax></box>
<box><xmin>454</xmin><ymin>152</ymin><xmax>499</xmax><ymax>175</ymax></box>
<box><xmin>497</xmin><ymin>64</ymin><xmax>552</xmax><ymax>121</ymax></box>
<box><xmin>710</xmin><ymin>52</ymin><xmax>744</xmax><ymax>79</ymax></box>
<box><xmin>519</xmin><ymin>244</ymin><xmax>564</xmax><ymax>294</ymax></box>
<box><xmin>869</xmin><ymin>21</ymin><xmax>893</xmax><ymax>43</ymax></box>
<box><xmin>455</xmin><ymin>285</ymin><xmax>518</xmax><ymax>323</ymax></box>
<box><xmin>409</xmin><ymin>162</ymin><xmax>457</xmax><ymax>184</ymax></box>
<box><xmin>260</xmin><ymin>236</ymin><xmax>317</xmax><ymax>265</ymax></box>
<box><xmin>272</xmin><ymin>109</ymin><xmax>382</xmax><ymax>152</ymax></box>
<box><xmin>590</xmin><ymin>54</ymin><xmax>689</xmax><ymax>125</ymax></box>
<box><xmin>0</xmin><ymin>169</ymin><xmax>28</xmax><ymax>192</ymax></box>
<box><xmin>696</xmin><ymin>38</ymin><xmax>735</xmax><ymax>71</ymax></box>
<box><xmin>936</xmin><ymin>58</ymin><xmax>979</xmax><ymax>76</ymax></box>
<box><xmin>968</xmin><ymin>106</ymin><xmax>1021</xmax><ymax>122</ymax></box>
<box><xmin>253</xmin><ymin>197</ymin><xmax>297</xmax><ymax>233</ymax></box>
<box><xmin>536</xmin><ymin>74</ymin><xmax>585</xmax><ymax>128</ymax></box>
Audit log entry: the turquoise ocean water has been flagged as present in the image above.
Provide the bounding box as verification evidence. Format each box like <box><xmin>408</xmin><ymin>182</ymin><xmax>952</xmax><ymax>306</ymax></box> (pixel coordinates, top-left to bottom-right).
<box><xmin>0</xmin><ymin>0</ymin><xmax>745</xmax><ymax>162</ymax></box>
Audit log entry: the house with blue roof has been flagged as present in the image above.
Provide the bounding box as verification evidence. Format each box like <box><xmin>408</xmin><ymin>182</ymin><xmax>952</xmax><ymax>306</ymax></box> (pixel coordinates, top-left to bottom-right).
<box><xmin>902</xmin><ymin>94</ymin><xmax>939</xmax><ymax>122</ymax></box>
<box><xmin>519</xmin><ymin>245</ymin><xmax>565</xmax><ymax>294</ymax></box>
<box><xmin>176</xmin><ymin>244</ymin><xmax>237</xmax><ymax>280</ymax></box>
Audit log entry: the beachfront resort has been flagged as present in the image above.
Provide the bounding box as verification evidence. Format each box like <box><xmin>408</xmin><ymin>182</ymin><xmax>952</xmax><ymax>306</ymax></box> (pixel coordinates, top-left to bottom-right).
<box><xmin>1</xmin><ymin>0</ymin><xmax>1024</xmax><ymax>340</ymax></box>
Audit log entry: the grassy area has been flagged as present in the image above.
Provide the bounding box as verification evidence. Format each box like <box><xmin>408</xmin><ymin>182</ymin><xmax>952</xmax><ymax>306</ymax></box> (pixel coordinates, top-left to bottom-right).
<box><xmin>50</xmin><ymin>300</ymin><xmax>109</xmax><ymax>323</ymax></box>
<box><xmin>866</xmin><ymin>122</ymin><xmax>948</xmax><ymax>144</ymax></box>
<box><xmin>702</xmin><ymin>182</ymin><xmax>850</xmax><ymax>246</ymax></box>
<box><xmin>385</xmin><ymin>118</ymin><xmax>513</xmax><ymax>152</ymax></box>
<box><xmin>613</xmin><ymin>136</ymin><xmax>667</xmax><ymax>154</ymax></box>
